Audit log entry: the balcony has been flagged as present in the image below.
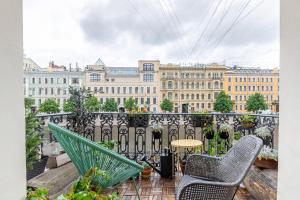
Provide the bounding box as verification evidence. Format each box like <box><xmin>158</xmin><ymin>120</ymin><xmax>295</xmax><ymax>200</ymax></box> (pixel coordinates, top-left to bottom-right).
<box><xmin>28</xmin><ymin>112</ymin><xmax>279</xmax><ymax>199</ymax></box>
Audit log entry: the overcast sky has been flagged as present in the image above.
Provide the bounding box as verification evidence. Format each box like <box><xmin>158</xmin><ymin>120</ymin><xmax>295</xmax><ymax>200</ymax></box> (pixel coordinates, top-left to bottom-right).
<box><xmin>23</xmin><ymin>0</ymin><xmax>279</xmax><ymax>68</ymax></box>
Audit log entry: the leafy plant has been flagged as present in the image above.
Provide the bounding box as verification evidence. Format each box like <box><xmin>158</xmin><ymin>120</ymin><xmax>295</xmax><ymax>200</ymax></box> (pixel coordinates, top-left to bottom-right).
<box><xmin>85</xmin><ymin>95</ymin><xmax>100</xmax><ymax>112</ymax></box>
<box><xmin>57</xmin><ymin>167</ymin><xmax>119</xmax><ymax>200</ymax></box>
<box><xmin>150</xmin><ymin>123</ymin><xmax>163</xmax><ymax>132</ymax></box>
<box><xmin>39</xmin><ymin>99</ymin><xmax>60</xmax><ymax>113</ymax></box>
<box><xmin>219</xmin><ymin>123</ymin><xmax>233</xmax><ymax>133</ymax></box>
<box><xmin>124</xmin><ymin>97</ymin><xmax>138</xmax><ymax>112</ymax></box>
<box><xmin>141</xmin><ymin>162</ymin><xmax>150</xmax><ymax>169</ymax></box>
<box><xmin>213</xmin><ymin>91</ymin><xmax>233</xmax><ymax>113</ymax></box>
<box><xmin>97</xmin><ymin>140</ymin><xmax>117</xmax><ymax>150</ymax></box>
<box><xmin>255</xmin><ymin>126</ymin><xmax>272</xmax><ymax>140</ymax></box>
<box><xmin>160</xmin><ymin>98</ymin><xmax>173</xmax><ymax>112</ymax></box>
<box><xmin>63</xmin><ymin>99</ymin><xmax>75</xmax><ymax>112</ymax></box>
<box><xmin>102</xmin><ymin>98</ymin><xmax>118</xmax><ymax>112</ymax></box>
<box><xmin>25</xmin><ymin>99</ymin><xmax>42</xmax><ymax>170</ymax></box>
<box><xmin>234</xmin><ymin>132</ymin><xmax>242</xmax><ymax>140</ymax></box>
<box><xmin>240</xmin><ymin>115</ymin><xmax>255</xmax><ymax>123</ymax></box>
<box><xmin>258</xmin><ymin>146</ymin><xmax>278</xmax><ymax>161</ymax></box>
<box><xmin>246</xmin><ymin>93</ymin><xmax>268</xmax><ymax>113</ymax></box>
<box><xmin>26</xmin><ymin>187</ymin><xmax>49</xmax><ymax>200</ymax></box>
<box><xmin>203</xmin><ymin>123</ymin><xmax>214</xmax><ymax>134</ymax></box>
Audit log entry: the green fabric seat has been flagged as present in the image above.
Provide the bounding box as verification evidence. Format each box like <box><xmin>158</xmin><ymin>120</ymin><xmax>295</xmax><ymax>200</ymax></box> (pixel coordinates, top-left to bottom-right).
<box><xmin>48</xmin><ymin>123</ymin><xmax>143</xmax><ymax>196</ymax></box>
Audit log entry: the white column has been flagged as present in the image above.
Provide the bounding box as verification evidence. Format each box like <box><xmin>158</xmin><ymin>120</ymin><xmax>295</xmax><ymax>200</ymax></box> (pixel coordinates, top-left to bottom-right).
<box><xmin>278</xmin><ymin>0</ymin><xmax>300</xmax><ymax>199</ymax></box>
<box><xmin>0</xmin><ymin>0</ymin><xmax>26</xmax><ymax>199</ymax></box>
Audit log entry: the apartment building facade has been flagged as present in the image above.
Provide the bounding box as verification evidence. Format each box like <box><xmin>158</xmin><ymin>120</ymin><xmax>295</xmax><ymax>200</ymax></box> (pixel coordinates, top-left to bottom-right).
<box><xmin>24</xmin><ymin>58</ymin><xmax>280</xmax><ymax>113</ymax></box>
<box><xmin>159</xmin><ymin>63</ymin><xmax>228</xmax><ymax>113</ymax></box>
<box><xmin>84</xmin><ymin>59</ymin><xmax>160</xmax><ymax>112</ymax></box>
<box><xmin>24</xmin><ymin>61</ymin><xmax>84</xmax><ymax>109</ymax></box>
<box><xmin>224</xmin><ymin>67</ymin><xmax>279</xmax><ymax>113</ymax></box>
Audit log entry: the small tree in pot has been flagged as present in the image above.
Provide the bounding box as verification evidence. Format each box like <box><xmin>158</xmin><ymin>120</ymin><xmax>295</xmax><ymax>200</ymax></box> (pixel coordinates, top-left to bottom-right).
<box><xmin>240</xmin><ymin>115</ymin><xmax>256</xmax><ymax>129</ymax></box>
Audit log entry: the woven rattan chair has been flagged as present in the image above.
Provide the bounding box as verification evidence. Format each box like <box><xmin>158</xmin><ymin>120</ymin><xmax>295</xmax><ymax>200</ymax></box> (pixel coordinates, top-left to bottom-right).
<box><xmin>177</xmin><ymin>135</ymin><xmax>263</xmax><ymax>200</ymax></box>
<box><xmin>48</xmin><ymin>123</ymin><xmax>143</xmax><ymax>199</ymax></box>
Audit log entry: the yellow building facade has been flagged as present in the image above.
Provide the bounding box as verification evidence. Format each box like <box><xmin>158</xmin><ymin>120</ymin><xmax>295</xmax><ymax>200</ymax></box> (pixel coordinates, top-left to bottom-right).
<box><xmin>224</xmin><ymin>67</ymin><xmax>279</xmax><ymax>113</ymax></box>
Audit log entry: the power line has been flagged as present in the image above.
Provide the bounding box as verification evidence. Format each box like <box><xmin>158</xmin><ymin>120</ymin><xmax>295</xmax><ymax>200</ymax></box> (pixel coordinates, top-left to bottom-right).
<box><xmin>188</xmin><ymin>0</ymin><xmax>223</xmax><ymax>60</ymax></box>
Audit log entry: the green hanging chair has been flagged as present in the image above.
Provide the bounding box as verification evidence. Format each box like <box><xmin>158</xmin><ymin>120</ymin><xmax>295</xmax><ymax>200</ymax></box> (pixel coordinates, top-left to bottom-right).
<box><xmin>48</xmin><ymin>123</ymin><xmax>143</xmax><ymax>198</ymax></box>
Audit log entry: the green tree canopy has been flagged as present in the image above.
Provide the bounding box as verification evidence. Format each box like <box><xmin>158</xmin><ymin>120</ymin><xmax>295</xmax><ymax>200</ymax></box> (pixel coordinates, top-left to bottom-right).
<box><xmin>25</xmin><ymin>97</ymin><xmax>35</xmax><ymax>110</ymax></box>
<box><xmin>246</xmin><ymin>93</ymin><xmax>268</xmax><ymax>112</ymax></box>
<box><xmin>160</xmin><ymin>98</ymin><xmax>173</xmax><ymax>112</ymax></box>
<box><xmin>124</xmin><ymin>97</ymin><xmax>137</xmax><ymax>112</ymax></box>
<box><xmin>84</xmin><ymin>95</ymin><xmax>100</xmax><ymax>112</ymax></box>
<box><xmin>102</xmin><ymin>98</ymin><xmax>118</xmax><ymax>112</ymax></box>
<box><xmin>63</xmin><ymin>98</ymin><xmax>76</xmax><ymax>112</ymax></box>
<box><xmin>213</xmin><ymin>91</ymin><xmax>233</xmax><ymax>113</ymax></box>
<box><xmin>39</xmin><ymin>99</ymin><xmax>60</xmax><ymax>113</ymax></box>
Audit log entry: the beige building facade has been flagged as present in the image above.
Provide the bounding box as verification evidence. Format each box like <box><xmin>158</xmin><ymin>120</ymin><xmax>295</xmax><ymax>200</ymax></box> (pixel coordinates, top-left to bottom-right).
<box><xmin>84</xmin><ymin>59</ymin><xmax>160</xmax><ymax>112</ymax></box>
<box><xmin>159</xmin><ymin>63</ymin><xmax>228</xmax><ymax>113</ymax></box>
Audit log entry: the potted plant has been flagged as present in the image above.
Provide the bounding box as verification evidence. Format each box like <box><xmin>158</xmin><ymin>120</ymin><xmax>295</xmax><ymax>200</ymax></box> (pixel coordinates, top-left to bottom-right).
<box><xmin>26</xmin><ymin>187</ymin><xmax>49</xmax><ymax>200</ymax></box>
<box><xmin>192</xmin><ymin>111</ymin><xmax>213</xmax><ymax>128</ymax></box>
<box><xmin>141</xmin><ymin>162</ymin><xmax>152</xmax><ymax>179</ymax></box>
<box><xmin>57</xmin><ymin>167</ymin><xmax>120</xmax><ymax>199</ymax></box>
<box><xmin>203</xmin><ymin>123</ymin><xmax>214</xmax><ymax>139</ymax></box>
<box><xmin>97</xmin><ymin>140</ymin><xmax>117</xmax><ymax>150</ymax></box>
<box><xmin>254</xmin><ymin>126</ymin><xmax>272</xmax><ymax>140</ymax></box>
<box><xmin>254</xmin><ymin>146</ymin><xmax>278</xmax><ymax>169</ymax></box>
<box><xmin>150</xmin><ymin>123</ymin><xmax>163</xmax><ymax>139</ymax></box>
<box><xmin>127</xmin><ymin>109</ymin><xmax>149</xmax><ymax>127</ymax></box>
<box><xmin>219</xmin><ymin>123</ymin><xmax>233</xmax><ymax>140</ymax></box>
<box><xmin>25</xmin><ymin>98</ymin><xmax>48</xmax><ymax>180</ymax></box>
<box><xmin>240</xmin><ymin>115</ymin><xmax>255</xmax><ymax>129</ymax></box>
<box><xmin>234</xmin><ymin>131</ymin><xmax>242</xmax><ymax>141</ymax></box>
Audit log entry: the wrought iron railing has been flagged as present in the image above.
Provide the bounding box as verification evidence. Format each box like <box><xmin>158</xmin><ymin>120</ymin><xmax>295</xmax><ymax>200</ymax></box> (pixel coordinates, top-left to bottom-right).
<box><xmin>37</xmin><ymin>112</ymin><xmax>279</xmax><ymax>164</ymax></box>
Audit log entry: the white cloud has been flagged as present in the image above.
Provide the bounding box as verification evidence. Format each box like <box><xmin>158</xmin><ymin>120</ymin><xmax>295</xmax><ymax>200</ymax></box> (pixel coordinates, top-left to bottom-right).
<box><xmin>24</xmin><ymin>0</ymin><xmax>279</xmax><ymax>68</ymax></box>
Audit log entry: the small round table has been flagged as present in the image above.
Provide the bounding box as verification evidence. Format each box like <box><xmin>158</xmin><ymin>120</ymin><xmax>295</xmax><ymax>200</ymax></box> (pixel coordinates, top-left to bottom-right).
<box><xmin>171</xmin><ymin>139</ymin><xmax>203</xmax><ymax>174</ymax></box>
<box><xmin>171</xmin><ymin>139</ymin><xmax>203</xmax><ymax>149</ymax></box>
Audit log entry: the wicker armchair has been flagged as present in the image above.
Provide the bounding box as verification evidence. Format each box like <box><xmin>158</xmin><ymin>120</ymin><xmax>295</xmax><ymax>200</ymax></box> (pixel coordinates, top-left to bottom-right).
<box><xmin>177</xmin><ymin>135</ymin><xmax>263</xmax><ymax>200</ymax></box>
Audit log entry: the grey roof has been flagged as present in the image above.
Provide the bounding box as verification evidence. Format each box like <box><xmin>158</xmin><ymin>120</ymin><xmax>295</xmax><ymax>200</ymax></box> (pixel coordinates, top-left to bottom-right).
<box><xmin>106</xmin><ymin>67</ymin><xmax>139</xmax><ymax>76</ymax></box>
<box><xmin>95</xmin><ymin>58</ymin><xmax>105</xmax><ymax>65</ymax></box>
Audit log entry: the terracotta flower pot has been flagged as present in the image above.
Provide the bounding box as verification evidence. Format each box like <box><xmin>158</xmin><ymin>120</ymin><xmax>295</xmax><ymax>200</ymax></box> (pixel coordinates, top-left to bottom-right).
<box><xmin>242</xmin><ymin>122</ymin><xmax>254</xmax><ymax>129</ymax></box>
<box><xmin>180</xmin><ymin>163</ymin><xmax>186</xmax><ymax>174</ymax></box>
<box><xmin>141</xmin><ymin>167</ymin><xmax>152</xmax><ymax>179</ymax></box>
<box><xmin>254</xmin><ymin>158</ymin><xmax>278</xmax><ymax>169</ymax></box>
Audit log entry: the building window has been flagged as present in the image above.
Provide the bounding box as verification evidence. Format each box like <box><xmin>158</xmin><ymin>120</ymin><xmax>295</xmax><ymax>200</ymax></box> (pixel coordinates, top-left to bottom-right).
<box><xmin>168</xmin><ymin>81</ymin><xmax>173</xmax><ymax>89</ymax></box>
<box><xmin>51</xmin><ymin>78</ymin><xmax>53</xmax><ymax>84</ymax></box>
<box><xmin>181</xmin><ymin>94</ymin><xmax>184</xmax><ymax>100</ymax></box>
<box><xmin>51</xmin><ymin>88</ymin><xmax>54</xmax><ymax>95</ymax></box>
<box><xmin>63</xmin><ymin>78</ymin><xmax>67</xmax><ymax>84</ymax></box>
<box><xmin>141</xmin><ymin>98</ymin><xmax>144</xmax><ymax>105</ymax></box>
<box><xmin>45</xmin><ymin>88</ymin><xmax>48</xmax><ymax>95</ymax></box>
<box><xmin>32</xmin><ymin>78</ymin><xmax>35</xmax><ymax>84</ymax></box>
<box><xmin>135</xmin><ymin>87</ymin><xmax>138</xmax><ymax>94</ymax></box>
<box><xmin>147</xmin><ymin>87</ymin><xmax>150</xmax><ymax>94</ymax></box>
<box><xmin>45</xmin><ymin>78</ymin><xmax>48</xmax><ymax>84</ymax></box>
<box><xmin>143</xmin><ymin>74</ymin><xmax>154</xmax><ymax>82</ymax></box>
<box><xmin>143</xmin><ymin>63</ymin><xmax>154</xmax><ymax>71</ymax></box>
<box><xmin>39</xmin><ymin>88</ymin><xmax>42</xmax><ymax>95</ymax></box>
<box><xmin>90</xmin><ymin>73</ymin><xmax>101</xmax><ymax>82</ymax></box>
<box><xmin>201</xmin><ymin>94</ymin><xmax>204</xmax><ymax>100</ymax></box>
<box><xmin>129</xmin><ymin>87</ymin><xmax>132</xmax><ymax>94</ymax></box>
<box><xmin>208</xmin><ymin>94</ymin><xmax>211</xmax><ymax>99</ymax></box>
<box><xmin>141</xmin><ymin>87</ymin><xmax>144</xmax><ymax>94</ymax></box>
<box><xmin>39</xmin><ymin>78</ymin><xmax>41</xmax><ymax>84</ymax></box>
<box><xmin>123</xmin><ymin>87</ymin><xmax>126</xmax><ymax>94</ymax></box>
<box><xmin>228</xmin><ymin>77</ymin><xmax>231</xmax><ymax>82</ymax></box>
<box><xmin>153</xmin><ymin>98</ymin><xmax>156</xmax><ymax>104</ymax></box>
<box><xmin>208</xmin><ymin>103</ymin><xmax>211</xmax><ymax>109</ymax></box>
<box><xmin>196</xmin><ymin>94</ymin><xmax>199</xmax><ymax>99</ymax></box>
<box><xmin>72</xmin><ymin>78</ymin><xmax>79</xmax><ymax>84</ymax></box>
<box><xmin>112</xmin><ymin>87</ymin><xmax>115</xmax><ymax>94</ymax></box>
<box><xmin>153</xmin><ymin>87</ymin><xmax>156</xmax><ymax>94</ymax></box>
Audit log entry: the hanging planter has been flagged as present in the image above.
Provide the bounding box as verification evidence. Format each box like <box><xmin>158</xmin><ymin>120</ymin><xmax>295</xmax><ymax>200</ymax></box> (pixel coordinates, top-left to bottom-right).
<box><xmin>220</xmin><ymin>131</ymin><xmax>229</xmax><ymax>140</ymax></box>
<box><xmin>205</xmin><ymin>131</ymin><xmax>214</xmax><ymax>139</ymax></box>
<box><xmin>152</xmin><ymin>130</ymin><xmax>162</xmax><ymax>140</ymax></box>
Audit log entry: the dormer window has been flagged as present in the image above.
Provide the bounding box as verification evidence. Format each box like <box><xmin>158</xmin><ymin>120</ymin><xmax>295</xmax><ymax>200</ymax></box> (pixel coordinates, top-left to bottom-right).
<box><xmin>90</xmin><ymin>73</ymin><xmax>101</xmax><ymax>82</ymax></box>
<box><xmin>143</xmin><ymin>63</ymin><xmax>154</xmax><ymax>71</ymax></box>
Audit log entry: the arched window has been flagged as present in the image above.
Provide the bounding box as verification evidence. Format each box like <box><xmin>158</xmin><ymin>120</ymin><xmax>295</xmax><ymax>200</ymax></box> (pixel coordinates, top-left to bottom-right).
<box><xmin>90</xmin><ymin>73</ymin><xmax>101</xmax><ymax>82</ymax></box>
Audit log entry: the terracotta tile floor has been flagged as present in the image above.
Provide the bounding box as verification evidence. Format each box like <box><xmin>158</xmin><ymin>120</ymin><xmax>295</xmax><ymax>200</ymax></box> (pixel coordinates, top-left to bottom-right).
<box><xmin>113</xmin><ymin>172</ymin><xmax>255</xmax><ymax>200</ymax></box>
